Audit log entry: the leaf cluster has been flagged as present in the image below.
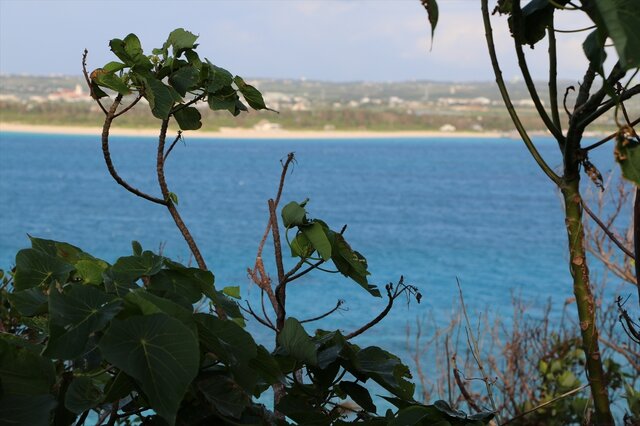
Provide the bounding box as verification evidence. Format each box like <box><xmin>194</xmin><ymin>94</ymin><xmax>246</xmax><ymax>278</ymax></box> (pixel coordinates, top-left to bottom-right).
<box><xmin>89</xmin><ymin>28</ymin><xmax>273</xmax><ymax>131</ymax></box>
<box><xmin>1</xmin><ymin>236</ymin><xmax>492</xmax><ymax>425</ymax></box>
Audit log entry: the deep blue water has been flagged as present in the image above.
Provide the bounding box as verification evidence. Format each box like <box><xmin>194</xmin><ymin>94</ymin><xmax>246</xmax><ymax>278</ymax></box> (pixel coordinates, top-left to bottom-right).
<box><xmin>0</xmin><ymin>131</ymin><xmax>621</xmax><ymax>356</ymax></box>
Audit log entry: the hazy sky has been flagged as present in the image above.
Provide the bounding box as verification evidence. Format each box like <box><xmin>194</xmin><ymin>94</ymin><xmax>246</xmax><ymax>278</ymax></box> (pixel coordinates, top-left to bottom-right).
<box><xmin>0</xmin><ymin>0</ymin><xmax>596</xmax><ymax>82</ymax></box>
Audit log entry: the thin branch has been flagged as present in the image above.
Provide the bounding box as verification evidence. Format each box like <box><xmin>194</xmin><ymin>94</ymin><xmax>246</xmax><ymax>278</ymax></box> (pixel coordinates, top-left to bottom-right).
<box><xmin>453</xmin><ymin>368</ymin><xmax>482</xmax><ymax>413</ymax></box>
<box><xmin>300</xmin><ymin>299</ymin><xmax>345</xmax><ymax>324</ymax></box>
<box><xmin>171</xmin><ymin>92</ymin><xmax>206</xmax><ymax>114</ymax></box>
<box><xmin>502</xmin><ymin>384</ymin><xmax>589</xmax><ymax>425</ymax></box>
<box><xmin>457</xmin><ymin>278</ymin><xmax>500</xmax><ymax>423</ymax></box>
<box><xmin>582</xmin><ymin>116</ymin><xmax>640</xmax><ymax>151</ymax></box>
<box><xmin>163</xmin><ymin>130</ymin><xmax>183</xmax><ymax>162</ymax></box>
<box><xmin>101</xmin><ymin>95</ymin><xmax>167</xmax><ymax>205</ymax></box>
<box><xmin>548</xmin><ymin>22</ymin><xmax>562</xmax><ymax>133</ymax></box>
<box><xmin>481</xmin><ymin>0</ymin><xmax>562</xmax><ymax>186</ymax></box>
<box><xmin>113</xmin><ymin>93</ymin><xmax>143</xmax><ymax>119</ymax></box>
<box><xmin>511</xmin><ymin>2</ymin><xmax>564</xmax><ymax>142</ymax></box>
<box><xmin>581</xmin><ymin>199</ymin><xmax>634</xmax><ymax>259</ymax></box>
<box><xmin>285</xmin><ymin>259</ymin><xmax>326</xmax><ymax>283</ymax></box>
<box><xmin>106</xmin><ymin>401</ymin><xmax>119</xmax><ymax>426</ymax></box>
<box><xmin>346</xmin><ymin>278</ymin><xmax>418</xmax><ymax>340</ymax></box>
<box><xmin>579</xmin><ymin>84</ymin><xmax>640</xmax><ymax>129</ymax></box>
<box><xmin>81</xmin><ymin>49</ymin><xmax>107</xmax><ymax>115</ymax></box>
<box><xmin>241</xmin><ymin>302</ymin><xmax>277</xmax><ymax>331</ymax></box>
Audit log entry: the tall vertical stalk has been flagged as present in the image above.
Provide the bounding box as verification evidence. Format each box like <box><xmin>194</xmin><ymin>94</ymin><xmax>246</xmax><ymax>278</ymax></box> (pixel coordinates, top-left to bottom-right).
<box><xmin>480</xmin><ymin>1</ymin><xmax>614</xmax><ymax>423</ymax></box>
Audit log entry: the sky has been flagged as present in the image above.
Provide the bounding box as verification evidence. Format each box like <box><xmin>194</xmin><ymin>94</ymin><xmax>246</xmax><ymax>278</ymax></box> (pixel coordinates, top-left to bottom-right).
<box><xmin>0</xmin><ymin>0</ymin><xmax>597</xmax><ymax>82</ymax></box>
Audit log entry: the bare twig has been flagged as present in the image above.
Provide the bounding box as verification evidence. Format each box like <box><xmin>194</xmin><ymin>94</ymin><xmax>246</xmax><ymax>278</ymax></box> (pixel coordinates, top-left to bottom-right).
<box><xmin>240</xmin><ymin>302</ymin><xmax>277</xmax><ymax>332</ymax></box>
<box><xmin>81</xmin><ymin>49</ymin><xmax>107</xmax><ymax>115</ymax></box>
<box><xmin>502</xmin><ymin>384</ymin><xmax>589</xmax><ymax>425</ymax></box>
<box><xmin>581</xmin><ymin>199</ymin><xmax>634</xmax><ymax>259</ymax></box>
<box><xmin>453</xmin><ymin>367</ymin><xmax>482</xmax><ymax>413</ymax></box>
<box><xmin>346</xmin><ymin>277</ymin><xmax>418</xmax><ymax>340</ymax></box>
<box><xmin>300</xmin><ymin>299</ymin><xmax>345</xmax><ymax>324</ymax></box>
<box><xmin>163</xmin><ymin>130</ymin><xmax>183</xmax><ymax>162</ymax></box>
<box><xmin>113</xmin><ymin>93</ymin><xmax>142</xmax><ymax>119</ymax></box>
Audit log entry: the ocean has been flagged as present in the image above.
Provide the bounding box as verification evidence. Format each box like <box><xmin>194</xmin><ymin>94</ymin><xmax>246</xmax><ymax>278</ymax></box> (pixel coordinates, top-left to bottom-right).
<box><xmin>0</xmin><ymin>131</ymin><xmax>624</xmax><ymax>360</ymax></box>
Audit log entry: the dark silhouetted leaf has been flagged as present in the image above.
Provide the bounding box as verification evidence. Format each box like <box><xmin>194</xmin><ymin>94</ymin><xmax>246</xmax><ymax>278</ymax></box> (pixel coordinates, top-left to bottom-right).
<box><xmin>64</xmin><ymin>376</ymin><xmax>103</xmax><ymax>414</ymax></box>
<box><xmin>174</xmin><ymin>106</ymin><xmax>202</xmax><ymax>130</ymax></box>
<box><xmin>43</xmin><ymin>283</ymin><xmax>123</xmax><ymax>359</ymax></box>
<box><xmin>615</xmin><ymin>133</ymin><xmax>640</xmax><ymax>185</ymax></box>
<box><xmin>7</xmin><ymin>287</ymin><xmax>48</xmax><ymax>316</ymax></box>
<box><xmin>0</xmin><ymin>337</ymin><xmax>55</xmax><ymax>395</ymax></box>
<box><xmin>594</xmin><ymin>0</ymin><xmax>640</xmax><ymax>69</ymax></box>
<box><xmin>99</xmin><ymin>314</ymin><xmax>200</xmax><ymax>425</ymax></box>
<box><xmin>339</xmin><ymin>381</ymin><xmax>377</xmax><ymax>413</ymax></box>
<box><xmin>233</xmin><ymin>76</ymin><xmax>272</xmax><ymax>111</ymax></box>
<box><xmin>169</xmin><ymin>66</ymin><xmax>199</xmax><ymax>97</ymax></box>
<box><xmin>277</xmin><ymin>317</ymin><xmax>317</xmax><ymax>366</ymax></box>
<box><xmin>197</xmin><ymin>373</ymin><xmax>251</xmax><ymax>419</ymax></box>
<box><xmin>0</xmin><ymin>394</ymin><xmax>57</xmax><ymax>426</ymax></box>
<box><xmin>13</xmin><ymin>248</ymin><xmax>74</xmax><ymax>291</ymax></box>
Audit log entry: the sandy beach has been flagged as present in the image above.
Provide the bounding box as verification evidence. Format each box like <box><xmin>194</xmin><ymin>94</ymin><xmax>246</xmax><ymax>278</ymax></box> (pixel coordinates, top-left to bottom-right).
<box><xmin>0</xmin><ymin>122</ymin><xmax>507</xmax><ymax>140</ymax></box>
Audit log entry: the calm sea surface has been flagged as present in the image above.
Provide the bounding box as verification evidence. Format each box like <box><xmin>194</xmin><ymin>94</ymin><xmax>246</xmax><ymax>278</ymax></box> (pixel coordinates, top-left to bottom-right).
<box><xmin>0</xmin><ymin>131</ymin><xmax>621</xmax><ymax>355</ymax></box>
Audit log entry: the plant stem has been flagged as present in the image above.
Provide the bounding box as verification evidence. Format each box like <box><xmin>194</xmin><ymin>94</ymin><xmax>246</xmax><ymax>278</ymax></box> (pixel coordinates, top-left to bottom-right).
<box><xmin>561</xmin><ymin>177</ymin><xmax>614</xmax><ymax>425</ymax></box>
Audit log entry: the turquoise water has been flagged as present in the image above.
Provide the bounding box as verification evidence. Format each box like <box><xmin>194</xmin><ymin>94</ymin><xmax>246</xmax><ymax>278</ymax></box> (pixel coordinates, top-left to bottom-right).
<box><xmin>0</xmin><ymin>132</ymin><xmax>618</xmax><ymax>354</ymax></box>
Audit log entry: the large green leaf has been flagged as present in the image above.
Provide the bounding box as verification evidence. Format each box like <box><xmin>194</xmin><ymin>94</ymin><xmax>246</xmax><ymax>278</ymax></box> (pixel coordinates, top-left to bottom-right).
<box><xmin>161</xmin><ymin>28</ymin><xmax>199</xmax><ymax>57</ymax></box>
<box><xmin>510</xmin><ymin>0</ymin><xmax>569</xmax><ymax>47</ymax></box>
<box><xmin>0</xmin><ymin>337</ymin><xmax>55</xmax><ymax>395</ymax></box>
<box><xmin>74</xmin><ymin>258</ymin><xmax>109</xmax><ymax>285</ymax></box>
<box><xmin>339</xmin><ymin>381</ymin><xmax>377</xmax><ymax>413</ymax></box>
<box><xmin>43</xmin><ymin>283</ymin><xmax>123</xmax><ymax>359</ymax></box>
<box><xmin>331</xmin><ymin>233</ymin><xmax>377</xmax><ymax>295</ymax></box>
<box><xmin>109</xmin><ymin>33</ymin><xmax>152</xmax><ymax>69</ymax></box>
<box><xmin>615</xmin><ymin>134</ymin><xmax>640</xmax><ymax>185</ymax></box>
<box><xmin>208</xmin><ymin>85</ymin><xmax>239</xmax><ymax>113</ymax></box>
<box><xmin>110</xmin><ymin>251</ymin><xmax>164</xmax><ymax>281</ymax></box>
<box><xmin>301</xmin><ymin>222</ymin><xmax>332</xmax><ymax>260</ymax></box>
<box><xmin>169</xmin><ymin>66</ymin><xmax>199</xmax><ymax>97</ymax></box>
<box><xmin>282</xmin><ymin>201</ymin><xmax>307</xmax><ymax>228</ymax></box>
<box><xmin>174</xmin><ymin>106</ymin><xmax>202</xmax><ymax>130</ymax></box>
<box><xmin>0</xmin><ymin>394</ymin><xmax>57</xmax><ymax>426</ymax></box>
<box><xmin>205</xmin><ymin>61</ymin><xmax>233</xmax><ymax>93</ymax></box>
<box><xmin>197</xmin><ymin>373</ymin><xmax>252</xmax><ymax>419</ymax></box>
<box><xmin>64</xmin><ymin>376</ymin><xmax>103</xmax><ymax>414</ymax></box>
<box><xmin>7</xmin><ymin>287</ymin><xmax>48</xmax><ymax>316</ymax></box>
<box><xmin>13</xmin><ymin>248</ymin><xmax>74</xmax><ymax>291</ymax></box>
<box><xmin>124</xmin><ymin>289</ymin><xmax>194</xmax><ymax>328</ymax></box>
<box><xmin>28</xmin><ymin>236</ymin><xmax>85</xmax><ymax>263</ymax></box>
<box><xmin>290</xmin><ymin>232</ymin><xmax>313</xmax><ymax>258</ymax></box>
<box><xmin>98</xmin><ymin>314</ymin><xmax>200</xmax><ymax>425</ymax></box>
<box><xmin>94</xmin><ymin>72</ymin><xmax>131</xmax><ymax>96</ymax></box>
<box><xmin>594</xmin><ymin>0</ymin><xmax>640</xmax><ymax>69</ymax></box>
<box><xmin>195</xmin><ymin>313</ymin><xmax>256</xmax><ymax>366</ymax></box>
<box><xmin>277</xmin><ymin>317</ymin><xmax>317</xmax><ymax>366</ymax></box>
<box><xmin>233</xmin><ymin>76</ymin><xmax>271</xmax><ymax>111</ymax></box>
<box><xmin>356</xmin><ymin>346</ymin><xmax>415</xmax><ymax>400</ymax></box>
<box><xmin>142</xmin><ymin>76</ymin><xmax>174</xmax><ymax>119</ymax></box>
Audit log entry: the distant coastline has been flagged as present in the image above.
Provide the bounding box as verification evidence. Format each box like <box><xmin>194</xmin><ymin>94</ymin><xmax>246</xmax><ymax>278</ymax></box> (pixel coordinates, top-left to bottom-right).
<box><xmin>0</xmin><ymin>122</ymin><xmax>508</xmax><ymax>140</ymax></box>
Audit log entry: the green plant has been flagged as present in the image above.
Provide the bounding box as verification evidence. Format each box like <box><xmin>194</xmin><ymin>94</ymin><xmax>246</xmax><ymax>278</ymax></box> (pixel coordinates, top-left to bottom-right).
<box><xmin>419</xmin><ymin>1</ymin><xmax>639</xmax><ymax>423</ymax></box>
<box><xmin>0</xmin><ymin>29</ymin><xmax>494</xmax><ymax>425</ymax></box>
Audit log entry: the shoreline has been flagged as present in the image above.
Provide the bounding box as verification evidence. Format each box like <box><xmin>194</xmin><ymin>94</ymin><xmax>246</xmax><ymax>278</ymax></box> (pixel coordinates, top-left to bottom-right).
<box><xmin>0</xmin><ymin>122</ymin><xmax>509</xmax><ymax>140</ymax></box>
